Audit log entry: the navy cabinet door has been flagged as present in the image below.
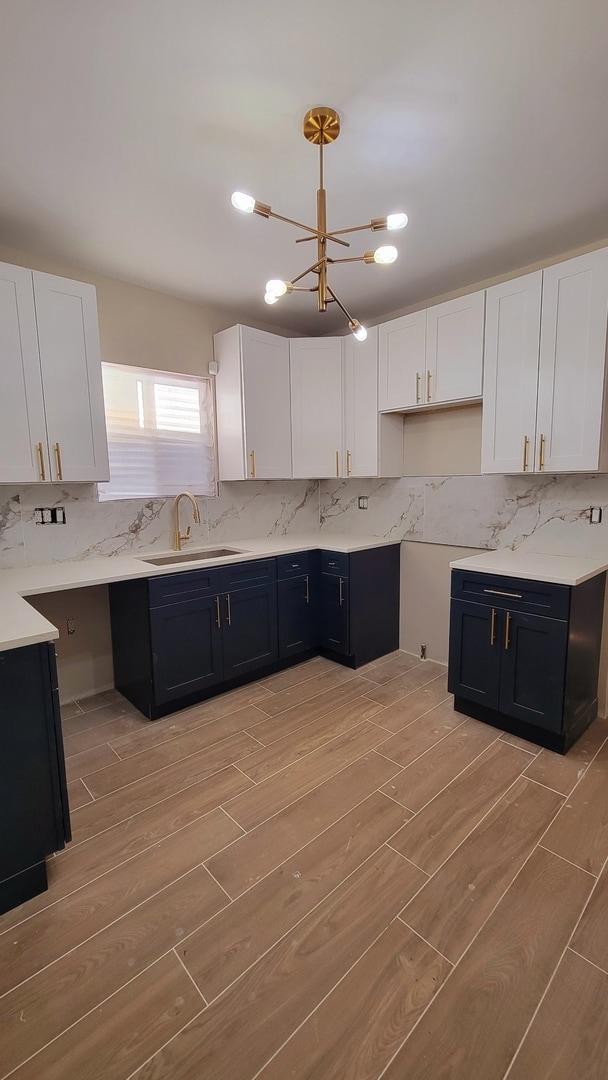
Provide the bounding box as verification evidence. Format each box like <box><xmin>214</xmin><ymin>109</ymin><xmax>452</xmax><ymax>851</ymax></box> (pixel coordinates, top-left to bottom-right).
<box><xmin>278</xmin><ymin>576</ymin><xmax>314</xmax><ymax>660</ymax></box>
<box><xmin>499</xmin><ymin>610</ymin><xmax>567</xmax><ymax>732</ymax></box>
<box><xmin>448</xmin><ymin>599</ymin><xmax>501</xmax><ymax>709</ymax></box>
<box><xmin>319</xmin><ymin>573</ymin><xmax>349</xmax><ymax>655</ymax></box>
<box><xmin>221</xmin><ymin>583</ymin><xmax>278</xmax><ymax>679</ymax></box>
<box><xmin>150</xmin><ymin>595</ymin><xmax>223</xmax><ymax>705</ymax></box>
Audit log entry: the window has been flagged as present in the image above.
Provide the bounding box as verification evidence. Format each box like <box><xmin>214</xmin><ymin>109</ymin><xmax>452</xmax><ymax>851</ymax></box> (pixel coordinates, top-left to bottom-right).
<box><xmin>98</xmin><ymin>363</ymin><xmax>216</xmax><ymax>500</ymax></box>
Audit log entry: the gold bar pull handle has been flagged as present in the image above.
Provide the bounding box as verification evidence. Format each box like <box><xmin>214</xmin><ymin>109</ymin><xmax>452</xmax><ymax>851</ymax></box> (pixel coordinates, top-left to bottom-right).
<box><xmin>490</xmin><ymin>608</ymin><xmax>496</xmax><ymax>646</ymax></box>
<box><xmin>335</xmin><ymin>450</ymin><xmax>340</xmax><ymax>477</ymax></box>
<box><xmin>36</xmin><ymin>442</ymin><xmax>46</xmax><ymax>481</ymax></box>
<box><xmin>305</xmin><ymin>574</ymin><xmax>310</xmax><ymax>604</ymax></box>
<box><xmin>539</xmin><ymin>433</ymin><xmax>546</xmax><ymax>471</ymax></box>
<box><xmin>249</xmin><ymin>450</ymin><xmax>256</xmax><ymax>478</ymax></box>
<box><xmin>415</xmin><ymin>372</ymin><xmax>421</xmax><ymax>404</ymax></box>
<box><xmin>346</xmin><ymin>450</ymin><xmax>352</xmax><ymax>476</ymax></box>
<box><xmin>523</xmin><ymin>435</ymin><xmax>529</xmax><ymax>472</ymax></box>
<box><xmin>339</xmin><ymin>578</ymin><xmax>344</xmax><ymax>606</ymax></box>
<box><xmin>215</xmin><ymin>595</ymin><xmax>221</xmax><ymax>628</ymax></box>
<box><xmin>505</xmin><ymin>611</ymin><xmax>511</xmax><ymax>651</ymax></box>
<box><xmin>226</xmin><ymin>593</ymin><xmax>231</xmax><ymax>626</ymax></box>
<box><xmin>54</xmin><ymin>442</ymin><xmax>63</xmax><ymax>481</ymax></box>
<box><xmin>426</xmin><ymin>370</ymin><xmax>432</xmax><ymax>402</ymax></box>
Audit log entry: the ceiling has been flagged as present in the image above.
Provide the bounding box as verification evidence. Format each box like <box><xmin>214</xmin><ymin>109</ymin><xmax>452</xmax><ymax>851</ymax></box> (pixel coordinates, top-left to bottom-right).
<box><xmin>1</xmin><ymin>0</ymin><xmax>608</xmax><ymax>335</ymax></box>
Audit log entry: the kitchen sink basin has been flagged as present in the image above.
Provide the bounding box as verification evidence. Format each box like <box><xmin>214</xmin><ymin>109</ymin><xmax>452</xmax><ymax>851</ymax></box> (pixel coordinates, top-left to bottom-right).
<box><xmin>142</xmin><ymin>547</ymin><xmax>246</xmax><ymax>566</ymax></box>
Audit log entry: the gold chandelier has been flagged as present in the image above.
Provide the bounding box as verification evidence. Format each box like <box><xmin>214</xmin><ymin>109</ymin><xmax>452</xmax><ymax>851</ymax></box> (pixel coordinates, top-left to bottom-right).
<box><xmin>231</xmin><ymin>106</ymin><xmax>407</xmax><ymax>342</ymax></box>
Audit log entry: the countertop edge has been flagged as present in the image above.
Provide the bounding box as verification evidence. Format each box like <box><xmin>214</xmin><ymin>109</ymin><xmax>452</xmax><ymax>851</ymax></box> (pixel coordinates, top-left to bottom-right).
<box><xmin>449</xmin><ymin>551</ymin><xmax>608</xmax><ymax>587</ymax></box>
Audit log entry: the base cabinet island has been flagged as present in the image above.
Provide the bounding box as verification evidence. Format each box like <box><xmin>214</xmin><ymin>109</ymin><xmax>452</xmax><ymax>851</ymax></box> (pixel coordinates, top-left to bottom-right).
<box><xmin>448</xmin><ymin>551</ymin><xmax>607</xmax><ymax>753</ymax></box>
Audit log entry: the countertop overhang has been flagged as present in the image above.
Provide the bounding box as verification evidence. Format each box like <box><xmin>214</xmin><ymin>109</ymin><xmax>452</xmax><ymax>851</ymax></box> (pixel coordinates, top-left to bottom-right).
<box><xmin>450</xmin><ymin>549</ymin><xmax>608</xmax><ymax>587</ymax></box>
<box><xmin>0</xmin><ymin>534</ymin><xmax>398</xmax><ymax>652</ymax></box>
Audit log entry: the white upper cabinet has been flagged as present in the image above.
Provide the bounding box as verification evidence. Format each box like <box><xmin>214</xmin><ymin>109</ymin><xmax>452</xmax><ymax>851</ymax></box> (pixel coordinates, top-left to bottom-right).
<box><xmin>482</xmin><ymin>248</ymin><xmax>608</xmax><ymax>474</ymax></box>
<box><xmin>214</xmin><ymin>325</ymin><xmax>292</xmax><ymax>480</ymax></box>
<box><xmin>290</xmin><ymin>336</ymin><xmax>343</xmax><ymax>478</ymax></box>
<box><xmin>481</xmin><ymin>271</ymin><xmax>542</xmax><ymax>473</ymax></box>
<box><xmin>0</xmin><ymin>262</ymin><xmax>109</xmax><ymax>484</ymax></box>
<box><xmin>378</xmin><ymin>291</ymin><xmax>485</xmax><ymax>411</ymax></box>
<box><xmin>342</xmin><ymin>328</ymin><xmax>403</xmax><ymax>477</ymax></box>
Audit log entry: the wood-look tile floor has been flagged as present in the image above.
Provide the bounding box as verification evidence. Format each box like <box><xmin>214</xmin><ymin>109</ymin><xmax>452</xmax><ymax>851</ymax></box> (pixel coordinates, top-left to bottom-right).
<box><xmin>2</xmin><ymin>652</ymin><xmax>608</xmax><ymax>1078</ymax></box>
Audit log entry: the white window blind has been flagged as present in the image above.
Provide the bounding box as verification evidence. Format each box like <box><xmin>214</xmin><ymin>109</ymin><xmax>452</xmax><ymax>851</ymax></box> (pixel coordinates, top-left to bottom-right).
<box><xmin>98</xmin><ymin>363</ymin><xmax>216</xmax><ymax>500</ymax></box>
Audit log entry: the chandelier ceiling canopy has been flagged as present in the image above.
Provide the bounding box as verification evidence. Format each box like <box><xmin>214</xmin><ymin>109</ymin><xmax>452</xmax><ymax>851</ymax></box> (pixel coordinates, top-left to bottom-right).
<box><xmin>231</xmin><ymin>106</ymin><xmax>408</xmax><ymax>342</ymax></box>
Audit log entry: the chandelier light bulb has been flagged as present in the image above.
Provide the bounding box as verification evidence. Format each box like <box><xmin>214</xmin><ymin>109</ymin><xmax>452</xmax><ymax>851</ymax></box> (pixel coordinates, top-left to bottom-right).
<box><xmin>231</xmin><ymin>191</ymin><xmax>256</xmax><ymax>213</ymax></box>
<box><xmin>349</xmin><ymin>320</ymin><xmax>368</xmax><ymax>342</ymax></box>
<box><xmin>386</xmin><ymin>213</ymin><xmax>408</xmax><ymax>231</ymax></box>
<box><xmin>374</xmin><ymin>245</ymin><xmax>398</xmax><ymax>265</ymax></box>
<box><xmin>264</xmin><ymin>291</ymin><xmax>279</xmax><ymax>305</ymax></box>
<box><xmin>265</xmin><ymin>279</ymin><xmax>288</xmax><ymax>297</ymax></box>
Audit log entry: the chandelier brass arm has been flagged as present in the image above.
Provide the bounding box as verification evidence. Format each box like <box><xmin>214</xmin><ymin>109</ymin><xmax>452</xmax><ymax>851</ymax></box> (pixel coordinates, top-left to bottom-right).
<box><xmin>231</xmin><ymin>106</ymin><xmax>408</xmax><ymax>341</ymax></box>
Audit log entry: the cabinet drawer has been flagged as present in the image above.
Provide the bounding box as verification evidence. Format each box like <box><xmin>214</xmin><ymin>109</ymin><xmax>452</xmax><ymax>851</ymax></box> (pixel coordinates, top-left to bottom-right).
<box><xmin>320</xmin><ymin>551</ymin><xmax>349</xmax><ymax>577</ymax></box>
<box><xmin>277</xmin><ymin>552</ymin><xmax>313</xmax><ymax>580</ymax></box>
<box><xmin>451</xmin><ymin>570</ymin><xmax>570</xmax><ymax>620</ymax></box>
<box><xmin>219</xmin><ymin>557</ymin><xmax>276</xmax><ymax>592</ymax></box>
<box><xmin>149</xmin><ymin>567</ymin><xmax>221</xmax><ymax>607</ymax></box>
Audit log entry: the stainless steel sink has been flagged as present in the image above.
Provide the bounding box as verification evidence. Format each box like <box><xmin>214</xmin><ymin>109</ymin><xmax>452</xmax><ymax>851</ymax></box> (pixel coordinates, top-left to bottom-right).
<box><xmin>142</xmin><ymin>547</ymin><xmax>245</xmax><ymax>566</ymax></box>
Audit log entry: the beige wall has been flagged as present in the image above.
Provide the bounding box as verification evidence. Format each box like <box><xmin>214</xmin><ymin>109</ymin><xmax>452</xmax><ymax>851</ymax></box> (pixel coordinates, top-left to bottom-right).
<box><xmin>400</xmin><ymin>541</ymin><xmax>484</xmax><ymax>664</ymax></box>
<box><xmin>0</xmin><ymin>242</ymin><xmax>251</xmax><ymax>376</ymax></box>
<box><xmin>27</xmin><ymin>587</ymin><xmax>114</xmax><ymax>703</ymax></box>
<box><xmin>403</xmin><ymin>404</ymin><xmax>482</xmax><ymax>476</ymax></box>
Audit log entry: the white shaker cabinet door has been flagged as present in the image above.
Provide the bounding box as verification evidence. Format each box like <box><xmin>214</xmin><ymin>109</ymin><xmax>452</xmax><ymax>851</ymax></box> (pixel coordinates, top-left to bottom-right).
<box><xmin>33</xmin><ymin>272</ymin><xmax>109</xmax><ymax>482</ymax></box>
<box><xmin>378</xmin><ymin>310</ymin><xmax>426</xmax><ymax>410</ymax></box>
<box><xmin>536</xmin><ymin>248</ymin><xmax>608</xmax><ymax>473</ymax></box>
<box><xmin>481</xmin><ymin>272</ymin><xmax>542</xmax><ymax>474</ymax></box>
<box><xmin>426</xmin><ymin>290</ymin><xmax>485</xmax><ymax>406</ymax></box>
<box><xmin>0</xmin><ymin>262</ymin><xmax>48</xmax><ymax>483</ymax></box>
<box><xmin>343</xmin><ymin>328</ymin><xmax>402</xmax><ymax>477</ymax></box>
<box><xmin>290</xmin><ymin>337</ymin><xmax>343</xmax><ymax>478</ymax></box>
<box><xmin>241</xmin><ymin>326</ymin><xmax>291</xmax><ymax>478</ymax></box>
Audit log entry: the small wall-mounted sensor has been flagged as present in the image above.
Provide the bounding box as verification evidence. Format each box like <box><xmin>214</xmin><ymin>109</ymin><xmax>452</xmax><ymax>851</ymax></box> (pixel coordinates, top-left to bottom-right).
<box><xmin>590</xmin><ymin>506</ymin><xmax>603</xmax><ymax>524</ymax></box>
<box><xmin>208</xmin><ymin>360</ymin><xmax>219</xmax><ymax>375</ymax></box>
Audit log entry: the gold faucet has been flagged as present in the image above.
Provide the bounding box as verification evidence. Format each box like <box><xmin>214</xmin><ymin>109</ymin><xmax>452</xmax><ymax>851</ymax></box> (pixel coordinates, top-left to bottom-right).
<box><xmin>173</xmin><ymin>491</ymin><xmax>201</xmax><ymax>550</ymax></box>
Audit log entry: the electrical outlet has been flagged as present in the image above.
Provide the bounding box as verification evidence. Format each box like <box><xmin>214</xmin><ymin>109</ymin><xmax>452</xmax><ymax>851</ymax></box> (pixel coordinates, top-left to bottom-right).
<box><xmin>67</xmin><ymin>618</ymin><xmax>75</xmax><ymax>635</ymax></box>
<box><xmin>420</xmin><ymin>643</ymin><xmax>427</xmax><ymax>660</ymax></box>
<box><xmin>358</xmin><ymin>496</ymin><xmax>368</xmax><ymax>510</ymax></box>
<box><xmin>590</xmin><ymin>506</ymin><xmax>603</xmax><ymax>524</ymax></box>
<box><xmin>34</xmin><ymin>508</ymin><xmax>43</xmax><ymax>524</ymax></box>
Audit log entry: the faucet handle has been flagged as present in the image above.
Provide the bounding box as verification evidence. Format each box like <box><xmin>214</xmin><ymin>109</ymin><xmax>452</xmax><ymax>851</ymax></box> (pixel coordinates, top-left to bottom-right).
<box><xmin>183</xmin><ymin>526</ymin><xmax>191</xmax><ymax>541</ymax></box>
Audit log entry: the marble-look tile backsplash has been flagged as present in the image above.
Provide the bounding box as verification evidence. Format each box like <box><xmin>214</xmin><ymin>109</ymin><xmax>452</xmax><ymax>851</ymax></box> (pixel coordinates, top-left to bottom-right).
<box><xmin>0</xmin><ymin>480</ymin><xmax>320</xmax><ymax>569</ymax></box>
<box><xmin>1</xmin><ymin>471</ymin><xmax>608</xmax><ymax>569</ymax></box>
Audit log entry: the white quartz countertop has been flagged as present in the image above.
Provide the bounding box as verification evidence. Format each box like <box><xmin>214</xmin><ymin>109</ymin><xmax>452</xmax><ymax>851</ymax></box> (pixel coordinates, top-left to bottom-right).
<box><xmin>0</xmin><ymin>534</ymin><xmax>398</xmax><ymax>652</ymax></box>
<box><xmin>450</xmin><ymin>549</ymin><xmax>608</xmax><ymax>587</ymax></box>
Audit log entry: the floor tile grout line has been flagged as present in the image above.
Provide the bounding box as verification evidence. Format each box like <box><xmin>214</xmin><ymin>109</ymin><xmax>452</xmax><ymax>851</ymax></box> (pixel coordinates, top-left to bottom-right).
<box><xmin>253</xmin><ymin>672</ymin><xmax>368</xmax><ymax>722</ymax></box>
<box><xmin>502</xmin><ymin>848</ymin><xmax>608</xmax><ymax>1080</ymax></box>
<box><xmin>370</xmin><ymin>712</ymin><xmax>479</xmax><ymax>779</ymax></box>
<box><xmin>0</xmin><ymin>859</ymin><xmax>231</xmax><ymax>1002</ymax></box>
<box><xmin>173</xmin><ymin>947</ymin><xmax>209</xmax><ymax>1005</ymax></box>
<box><xmin>218</xmin><ymin>743</ymin><xmax>403</xmax><ymax>847</ymax></box>
<box><xmin>395</xmin><ymin>914</ymin><xmax>454</xmax><ymax>966</ymax></box>
<box><xmin>236</xmin><ymin>713</ymin><xmax>387</xmax><ymax>786</ymax></box>
<box><xmin>0</xmin><ymin>798</ymin><xmax>246</xmax><ymax>942</ymax></box>
<box><xmin>246</xmin><ymin>914</ymin><xmax>419</xmax><ymax>1080</ymax></box>
<box><xmin>79</xmin><ymin>777</ymin><xmax>95</xmax><ymax>801</ymax></box>
<box><xmin>76</xmin><ymin>727</ymin><xmax>262</xmax><ymax>801</ymax></box>
<box><xmin>0</xmin><ymin>948</ymin><xmax>210</xmax><ymax>1080</ymax></box>
<box><xmin>202</xmin><ymin>861</ymin><xmax>235</xmax><ymax>902</ymax></box>
<box><xmin>179</xmin><ymin>839</ymin><xmax>415</xmax><ymax>1008</ymax></box>
<box><xmin>231</xmin><ymin>760</ymin><xmax>260</xmax><ymax>785</ymax></box>
<box><xmin>567</xmin><ymin>945</ymin><xmax>608</xmax><ymax>978</ymax></box>
<box><xmin>369</xmin><ymin>693</ymin><xmax>454</xmax><ymax>736</ymax></box>
<box><xmin>520</xmin><ymin>773</ymin><xmax>581</xmax><ymax>799</ymax></box>
<box><xmin>107</xmin><ymin>703</ymin><xmax>271</xmax><ymax>762</ymax></box>
<box><xmin>245</xmin><ymin>678</ymin><xmax>382</xmax><ymax>746</ymax></box>
<box><xmin>537</xmin><ymin>843</ymin><xmax>598</xmax><ymax>878</ymax></box>
<box><xmin>365</xmin><ymin>670</ymin><xmax>449</xmax><ymax>709</ymax></box>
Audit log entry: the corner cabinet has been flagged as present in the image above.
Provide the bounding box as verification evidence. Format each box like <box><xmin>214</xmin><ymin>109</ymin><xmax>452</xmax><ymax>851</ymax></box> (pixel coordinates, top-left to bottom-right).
<box><xmin>378</xmin><ymin>291</ymin><xmax>485</xmax><ymax>412</ymax></box>
<box><xmin>482</xmin><ymin>248</ymin><xmax>608</xmax><ymax>474</ymax></box>
<box><xmin>342</xmin><ymin>327</ymin><xmax>403</xmax><ymax>477</ymax></box>
<box><xmin>0</xmin><ymin>643</ymin><xmax>71</xmax><ymax>915</ymax></box>
<box><xmin>214</xmin><ymin>324</ymin><xmax>292</xmax><ymax>480</ymax></box>
<box><xmin>109</xmin><ymin>545</ymin><xmax>401</xmax><ymax>719</ymax></box>
<box><xmin>290</xmin><ymin>336</ymin><xmax>343</xmax><ymax>478</ymax></box>
<box><xmin>0</xmin><ymin>261</ymin><xmax>109</xmax><ymax>483</ymax></box>
<box><xmin>447</xmin><ymin>569</ymin><xmax>606</xmax><ymax>752</ymax></box>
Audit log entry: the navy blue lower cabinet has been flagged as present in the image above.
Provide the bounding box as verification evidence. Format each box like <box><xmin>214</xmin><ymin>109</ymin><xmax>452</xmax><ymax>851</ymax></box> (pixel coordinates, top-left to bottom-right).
<box><xmin>0</xmin><ymin>643</ymin><xmax>71</xmax><ymax>915</ymax></box>
<box><xmin>319</xmin><ymin>572</ymin><xmax>350</xmax><ymax>655</ymax></box>
<box><xmin>220</xmin><ymin>582</ymin><xmax>279</xmax><ymax>678</ymax></box>
<box><xmin>150</xmin><ymin>594</ymin><xmax>223</xmax><ymax>705</ymax></box>
<box><xmin>448</xmin><ymin>569</ymin><xmax>605</xmax><ymax>753</ymax></box>
<box><xmin>318</xmin><ymin>545</ymin><xmax>400</xmax><ymax>667</ymax></box>
<box><xmin>278</xmin><ymin>576</ymin><xmax>315</xmax><ymax>660</ymax></box>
